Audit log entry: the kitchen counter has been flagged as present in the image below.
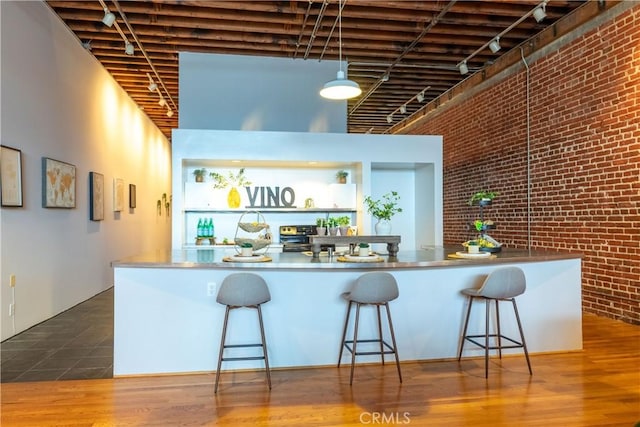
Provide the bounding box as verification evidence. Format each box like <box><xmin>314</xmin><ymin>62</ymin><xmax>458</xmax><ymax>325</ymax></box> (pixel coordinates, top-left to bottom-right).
<box><xmin>111</xmin><ymin>246</ymin><xmax>581</xmax><ymax>269</ymax></box>
<box><xmin>112</xmin><ymin>247</ymin><xmax>583</xmax><ymax>376</ymax></box>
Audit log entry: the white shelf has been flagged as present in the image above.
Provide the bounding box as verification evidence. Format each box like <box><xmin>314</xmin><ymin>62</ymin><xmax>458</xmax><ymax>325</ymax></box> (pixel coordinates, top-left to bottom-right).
<box><xmin>184</xmin><ymin>208</ymin><xmax>356</xmax><ymax>213</ymax></box>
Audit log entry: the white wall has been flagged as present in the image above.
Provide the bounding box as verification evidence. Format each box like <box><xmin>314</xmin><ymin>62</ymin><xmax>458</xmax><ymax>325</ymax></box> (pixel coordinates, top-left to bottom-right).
<box><xmin>178</xmin><ymin>52</ymin><xmax>348</xmax><ymax>132</ymax></box>
<box><xmin>0</xmin><ymin>1</ymin><xmax>172</xmax><ymax>340</ymax></box>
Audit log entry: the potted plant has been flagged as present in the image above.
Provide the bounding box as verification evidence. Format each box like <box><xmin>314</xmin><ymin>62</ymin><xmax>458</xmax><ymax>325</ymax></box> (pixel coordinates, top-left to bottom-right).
<box><xmin>466</xmin><ymin>240</ymin><xmax>480</xmax><ymax>254</ymax></box>
<box><xmin>336</xmin><ymin>170</ymin><xmax>349</xmax><ymax>184</ymax></box>
<box><xmin>315</xmin><ymin>218</ymin><xmax>327</xmax><ymax>236</ymax></box>
<box><xmin>192</xmin><ymin>168</ymin><xmax>207</xmax><ymax>183</ymax></box>
<box><xmin>209</xmin><ymin>168</ymin><xmax>252</xmax><ymax>208</ymax></box>
<box><xmin>240</xmin><ymin>242</ymin><xmax>253</xmax><ymax>257</ymax></box>
<box><xmin>364</xmin><ymin>191</ymin><xmax>402</xmax><ymax>234</ymax></box>
<box><xmin>468</xmin><ymin>190</ymin><xmax>498</xmax><ymax>206</ymax></box>
<box><xmin>358</xmin><ymin>242</ymin><xmax>370</xmax><ymax>257</ymax></box>
<box><xmin>337</xmin><ymin>215</ymin><xmax>350</xmax><ymax>236</ymax></box>
<box><xmin>327</xmin><ymin>217</ymin><xmax>339</xmax><ymax>235</ymax></box>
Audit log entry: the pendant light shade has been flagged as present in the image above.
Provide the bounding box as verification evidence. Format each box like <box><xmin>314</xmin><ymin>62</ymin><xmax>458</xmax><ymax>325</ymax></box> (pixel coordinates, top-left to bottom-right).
<box><xmin>319</xmin><ymin>0</ymin><xmax>361</xmax><ymax>100</ymax></box>
<box><xmin>320</xmin><ymin>70</ymin><xmax>362</xmax><ymax>100</ymax></box>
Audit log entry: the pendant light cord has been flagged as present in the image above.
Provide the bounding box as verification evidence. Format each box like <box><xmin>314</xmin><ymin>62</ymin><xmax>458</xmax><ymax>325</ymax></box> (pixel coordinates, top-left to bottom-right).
<box><xmin>338</xmin><ymin>0</ymin><xmax>343</xmax><ymax>72</ymax></box>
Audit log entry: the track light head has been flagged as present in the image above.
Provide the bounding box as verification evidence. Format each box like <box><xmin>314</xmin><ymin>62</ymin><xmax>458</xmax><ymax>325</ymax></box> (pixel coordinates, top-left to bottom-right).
<box><xmin>158</xmin><ymin>97</ymin><xmax>167</xmax><ymax>107</ymax></box>
<box><xmin>533</xmin><ymin>4</ymin><xmax>547</xmax><ymax>22</ymax></box>
<box><xmin>102</xmin><ymin>10</ymin><xmax>116</xmax><ymax>27</ymax></box>
<box><xmin>125</xmin><ymin>42</ymin><xmax>134</xmax><ymax>56</ymax></box>
<box><xmin>459</xmin><ymin>61</ymin><xmax>469</xmax><ymax>75</ymax></box>
<box><xmin>417</xmin><ymin>91</ymin><xmax>425</xmax><ymax>103</ymax></box>
<box><xmin>386</xmin><ymin>114</ymin><xmax>393</xmax><ymax>124</ymax></box>
<box><xmin>399</xmin><ymin>104</ymin><xmax>407</xmax><ymax>114</ymax></box>
<box><xmin>381</xmin><ymin>73</ymin><xmax>390</xmax><ymax>82</ymax></box>
<box><xmin>148</xmin><ymin>82</ymin><xmax>157</xmax><ymax>92</ymax></box>
<box><xmin>166</xmin><ymin>108</ymin><xmax>174</xmax><ymax>118</ymax></box>
<box><xmin>489</xmin><ymin>37</ymin><xmax>501</xmax><ymax>54</ymax></box>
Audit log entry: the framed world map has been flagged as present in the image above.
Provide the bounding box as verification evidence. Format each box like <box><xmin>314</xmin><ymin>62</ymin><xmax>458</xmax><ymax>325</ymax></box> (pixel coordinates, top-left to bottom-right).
<box><xmin>42</xmin><ymin>157</ymin><xmax>76</xmax><ymax>208</ymax></box>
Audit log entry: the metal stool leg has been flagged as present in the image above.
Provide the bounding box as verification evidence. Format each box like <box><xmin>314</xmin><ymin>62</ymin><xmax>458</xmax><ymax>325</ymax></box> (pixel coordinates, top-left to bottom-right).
<box><xmin>337</xmin><ymin>301</ymin><xmax>352</xmax><ymax>367</ymax></box>
<box><xmin>458</xmin><ymin>296</ymin><xmax>474</xmax><ymax>360</ymax></box>
<box><xmin>215</xmin><ymin>306</ymin><xmax>231</xmax><ymax>393</ymax></box>
<box><xmin>484</xmin><ymin>298</ymin><xmax>490</xmax><ymax>378</ymax></box>
<box><xmin>349</xmin><ymin>303</ymin><xmax>361</xmax><ymax>385</ymax></box>
<box><xmin>384</xmin><ymin>302</ymin><xmax>402</xmax><ymax>383</ymax></box>
<box><xmin>512</xmin><ymin>299</ymin><xmax>533</xmax><ymax>375</ymax></box>
<box><xmin>256</xmin><ymin>304</ymin><xmax>272</xmax><ymax>389</ymax></box>
<box><xmin>495</xmin><ymin>299</ymin><xmax>502</xmax><ymax>359</ymax></box>
<box><xmin>376</xmin><ymin>305</ymin><xmax>385</xmax><ymax>365</ymax></box>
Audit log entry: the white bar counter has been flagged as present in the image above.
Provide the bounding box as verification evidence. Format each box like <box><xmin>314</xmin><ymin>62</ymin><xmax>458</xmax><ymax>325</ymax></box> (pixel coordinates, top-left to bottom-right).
<box><xmin>112</xmin><ymin>247</ymin><xmax>582</xmax><ymax>376</ymax></box>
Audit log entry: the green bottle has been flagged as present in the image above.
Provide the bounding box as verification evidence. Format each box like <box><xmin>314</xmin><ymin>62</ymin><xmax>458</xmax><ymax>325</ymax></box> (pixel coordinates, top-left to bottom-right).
<box><xmin>197</xmin><ymin>218</ymin><xmax>203</xmax><ymax>238</ymax></box>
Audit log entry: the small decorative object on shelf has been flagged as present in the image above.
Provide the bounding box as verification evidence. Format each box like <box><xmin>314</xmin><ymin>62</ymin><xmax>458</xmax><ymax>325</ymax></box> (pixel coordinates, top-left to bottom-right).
<box><xmin>336</xmin><ymin>170</ymin><xmax>349</xmax><ymax>184</ymax></box>
<box><xmin>337</xmin><ymin>215</ymin><xmax>350</xmax><ymax>236</ymax></box>
<box><xmin>364</xmin><ymin>191</ymin><xmax>402</xmax><ymax>234</ymax></box>
<box><xmin>192</xmin><ymin>168</ymin><xmax>207</xmax><ymax>183</ymax></box>
<box><xmin>327</xmin><ymin>216</ymin><xmax>339</xmax><ymax>235</ymax></box>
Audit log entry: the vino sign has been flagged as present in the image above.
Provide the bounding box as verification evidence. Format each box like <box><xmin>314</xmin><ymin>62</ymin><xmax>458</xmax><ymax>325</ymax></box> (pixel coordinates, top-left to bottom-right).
<box><xmin>245</xmin><ymin>186</ymin><xmax>296</xmax><ymax>208</ymax></box>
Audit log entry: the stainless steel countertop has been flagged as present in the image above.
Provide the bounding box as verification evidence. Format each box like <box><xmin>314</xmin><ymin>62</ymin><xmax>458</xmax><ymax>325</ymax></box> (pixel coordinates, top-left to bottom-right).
<box><xmin>111</xmin><ymin>246</ymin><xmax>582</xmax><ymax>270</ymax></box>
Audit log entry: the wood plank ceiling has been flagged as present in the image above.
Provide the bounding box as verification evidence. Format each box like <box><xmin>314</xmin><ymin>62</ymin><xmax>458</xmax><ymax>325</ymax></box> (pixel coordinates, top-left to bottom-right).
<box><xmin>45</xmin><ymin>0</ymin><xmax>586</xmax><ymax>140</ymax></box>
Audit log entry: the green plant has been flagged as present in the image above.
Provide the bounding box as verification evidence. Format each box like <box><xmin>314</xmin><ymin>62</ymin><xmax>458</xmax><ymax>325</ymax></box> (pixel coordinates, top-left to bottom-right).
<box><xmin>336</xmin><ymin>215</ymin><xmax>351</xmax><ymax>226</ymax></box>
<box><xmin>316</xmin><ymin>218</ymin><xmax>327</xmax><ymax>227</ymax></box>
<box><xmin>209</xmin><ymin>168</ymin><xmax>252</xmax><ymax>189</ymax></box>
<box><xmin>363</xmin><ymin>191</ymin><xmax>403</xmax><ymax>221</ymax></box>
<box><xmin>467</xmin><ymin>240</ymin><xmax>479</xmax><ymax>246</ymax></box>
<box><xmin>359</xmin><ymin>242</ymin><xmax>369</xmax><ymax>248</ymax></box>
<box><xmin>192</xmin><ymin>168</ymin><xmax>207</xmax><ymax>177</ymax></box>
<box><xmin>468</xmin><ymin>190</ymin><xmax>498</xmax><ymax>206</ymax></box>
<box><xmin>327</xmin><ymin>217</ymin><xmax>339</xmax><ymax>227</ymax></box>
<box><xmin>240</xmin><ymin>242</ymin><xmax>253</xmax><ymax>248</ymax></box>
<box><xmin>336</xmin><ymin>170</ymin><xmax>349</xmax><ymax>180</ymax></box>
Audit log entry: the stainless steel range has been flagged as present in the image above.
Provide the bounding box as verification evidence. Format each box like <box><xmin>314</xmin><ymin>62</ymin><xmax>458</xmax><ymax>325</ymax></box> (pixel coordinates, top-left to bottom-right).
<box><xmin>279</xmin><ymin>225</ymin><xmax>335</xmax><ymax>252</ymax></box>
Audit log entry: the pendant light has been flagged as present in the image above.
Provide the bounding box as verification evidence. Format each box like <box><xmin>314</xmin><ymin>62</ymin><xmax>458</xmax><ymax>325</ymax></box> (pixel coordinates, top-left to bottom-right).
<box><xmin>319</xmin><ymin>0</ymin><xmax>361</xmax><ymax>100</ymax></box>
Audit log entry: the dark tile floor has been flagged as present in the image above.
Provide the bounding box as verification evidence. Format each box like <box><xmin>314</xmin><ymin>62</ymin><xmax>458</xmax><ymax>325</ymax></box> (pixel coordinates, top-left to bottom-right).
<box><xmin>0</xmin><ymin>287</ymin><xmax>113</xmax><ymax>383</ymax></box>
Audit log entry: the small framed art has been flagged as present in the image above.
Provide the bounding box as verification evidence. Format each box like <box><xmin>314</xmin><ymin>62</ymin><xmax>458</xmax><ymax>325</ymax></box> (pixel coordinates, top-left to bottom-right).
<box><xmin>114</xmin><ymin>178</ymin><xmax>124</xmax><ymax>212</ymax></box>
<box><xmin>42</xmin><ymin>157</ymin><xmax>76</xmax><ymax>208</ymax></box>
<box><xmin>89</xmin><ymin>172</ymin><xmax>104</xmax><ymax>221</ymax></box>
<box><xmin>0</xmin><ymin>145</ymin><xmax>23</xmax><ymax>207</ymax></box>
<box><xmin>129</xmin><ymin>184</ymin><xmax>136</xmax><ymax>209</ymax></box>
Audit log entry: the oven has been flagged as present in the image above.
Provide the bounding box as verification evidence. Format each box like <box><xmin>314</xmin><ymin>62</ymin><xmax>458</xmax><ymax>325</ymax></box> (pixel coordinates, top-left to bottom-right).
<box><xmin>279</xmin><ymin>225</ymin><xmax>335</xmax><ymax>253</ymax></box>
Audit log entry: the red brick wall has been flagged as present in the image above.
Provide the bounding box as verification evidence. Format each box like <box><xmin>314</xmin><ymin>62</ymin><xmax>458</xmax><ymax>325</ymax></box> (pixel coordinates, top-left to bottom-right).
<box><xmin>409</xmin><ymin>5</ymin><xmax>640</xmax><ymax>324</ymax></box>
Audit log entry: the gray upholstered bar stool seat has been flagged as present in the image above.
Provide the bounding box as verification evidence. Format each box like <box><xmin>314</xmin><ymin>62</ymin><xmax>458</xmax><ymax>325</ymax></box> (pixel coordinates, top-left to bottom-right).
<box><xmin>457</xmin><ymin>266</ymin><xmax>532</xmax><ymax>378</ymax></box>
<box><xmin>215</xmin><ymin>273</ymin><xmax>272</xmax><ymax>393</ymax></box>
<box><xmin>338</xmin><ymin>271</ymin><xmax>402</xmax><ymax>385</ymax></box>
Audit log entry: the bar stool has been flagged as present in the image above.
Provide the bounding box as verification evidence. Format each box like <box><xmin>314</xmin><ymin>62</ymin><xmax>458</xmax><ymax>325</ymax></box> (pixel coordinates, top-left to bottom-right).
<box><xmin>457</xmin><ymin>266</ymin><xmax>532</xmax><ymax>378</ymax></box>
<box><xmin>214</xmin><ymin>273</ymin><xmax>271</xmax><ymax>393</ymax></box>
<box><xmin>337</xmin><ymin>272</ymin><xmax>402</xmax><ymax>385</ymax></box>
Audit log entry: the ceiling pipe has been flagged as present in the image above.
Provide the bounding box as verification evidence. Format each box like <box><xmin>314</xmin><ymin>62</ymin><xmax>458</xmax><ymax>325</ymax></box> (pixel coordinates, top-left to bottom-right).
<box><xmin>293</xmin><ymin>1</ymin><xmax>315</xmax><ymax>57</ymax></box>
<box><xmin>303</xmin><ymin>0</ymin><xmax>329</xmax><ymax>60</ymax></box>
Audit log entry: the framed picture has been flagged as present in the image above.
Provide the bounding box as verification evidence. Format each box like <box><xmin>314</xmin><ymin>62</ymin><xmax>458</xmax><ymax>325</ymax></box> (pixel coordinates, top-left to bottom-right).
<box><xmin>0</xmin><ymin>145</ymin><xmax>23</xmax><ymax>207</ymax></box>
<box><xmin>89</xmin><ymin>172</ymin><xmax>104</xmax><ymax>221</ymax></box>
<box><xmin>129</xmin><ymin>184</ymin><xmax>136</xmax><ymax>209</ymax></box>
<box><xmin>42</xmin><ymin>157</ymin><xmax>76</xmax><ymax>208</ymax></box>
<box><xmin>113</xmin><ymin>178</ymin><xmax>124</xmax><ymax>212</ymax></box>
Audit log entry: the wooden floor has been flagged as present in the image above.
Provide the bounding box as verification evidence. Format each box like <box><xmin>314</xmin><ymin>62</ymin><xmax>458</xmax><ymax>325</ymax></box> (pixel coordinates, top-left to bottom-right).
<box><xmin>1</xmin><ymin>313</ymin><xmax>638</xmax><ymax>426</ymax></box>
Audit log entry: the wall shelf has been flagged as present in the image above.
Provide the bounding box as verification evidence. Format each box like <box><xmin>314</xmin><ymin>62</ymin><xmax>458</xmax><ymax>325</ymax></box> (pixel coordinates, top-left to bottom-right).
<box><xmin>184</xmin><ymin>208</ymin><xmax>356</xmax><ymax>214</ymax></box>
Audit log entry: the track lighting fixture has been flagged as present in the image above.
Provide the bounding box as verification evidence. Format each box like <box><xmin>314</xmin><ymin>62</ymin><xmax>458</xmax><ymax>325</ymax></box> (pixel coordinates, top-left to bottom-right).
<box><xmin>533</xmin><ymin>3</ymin><xmax>547</xmax><ymax>23</ymax></box>
<box><xmin>166</xmin><ymin>109</ymin><xmax>174</xmax><ymax>118</ymax></box>
<box><xmin>158</xmin><ymin>97</ymin><xmax>166</xmax><ymax>107</ymax></box>
<box><xmin>320</xmin><ymin>0</ymin><xmax>361</xmax><ymax>100</ymax></box>
<box><xmin>125</xmin><ymin>41</ymin><xmax>134</xmax><ymax>55</ymax></box>
<box><xmin>489</xmin><ymin>37</ymin><xmax>501</xmax><ymax>53</ymax></box>
<box><xmin>147</xmin><ymin>73</ymin><xmax>157</xmax><ymax>92</ymax></box>
<box><xmin>385</xmin><ymin>85</ymin><xmax>431</xmax><ymax>126</ymax></box>
<box><xmin>101</xmin><ymin>9</ymin><xmax>116</xmax><ymax>27</ymax></box>
<box><xmin>386</xmin><ymin>114</ymin><xmax>393</xmax><ymax>124</ymax></box>
<box><xmin>399</xmin><ymin>104</ymin><xmax>407</xmax><ymax>114</ymax></box>
<box><xmin>456</xmin><ymin>0</ymin><xmax>548</xmax><ymax>77</ymax></box>
<box><xmin>416</xmin><ymin>91</ymin><xmax>425</xmax><ymax>103</ymax></box>
<box><xmin>459</xmin><ymin>61</ymin><xmax>469</xmax><ymax>75</ymax></box>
